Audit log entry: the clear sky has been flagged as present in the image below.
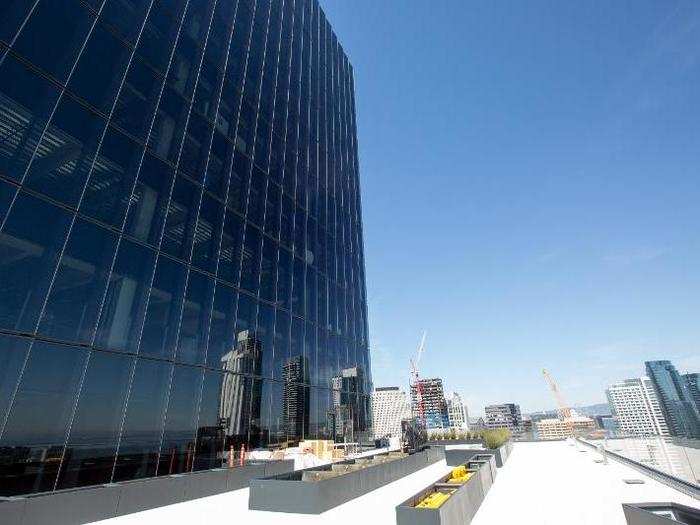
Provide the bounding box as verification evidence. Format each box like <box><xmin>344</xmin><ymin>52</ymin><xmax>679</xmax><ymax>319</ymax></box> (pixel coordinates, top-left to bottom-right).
<box><xmin>320</xmin><ymin>0</ymin><xmax>700</xmax><ymax>415</ymax></box>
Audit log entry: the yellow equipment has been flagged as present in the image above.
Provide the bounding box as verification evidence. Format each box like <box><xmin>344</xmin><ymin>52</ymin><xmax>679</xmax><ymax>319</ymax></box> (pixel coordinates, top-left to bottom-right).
<box><xmin>446</xmin><ymin>465</ymin><xmax>472</xmax><ymax>484</ymax></box>
<box><xmin>415</xmin><ymin>490</ymin><xmax>455</xmax><ymax>509</ymax></box>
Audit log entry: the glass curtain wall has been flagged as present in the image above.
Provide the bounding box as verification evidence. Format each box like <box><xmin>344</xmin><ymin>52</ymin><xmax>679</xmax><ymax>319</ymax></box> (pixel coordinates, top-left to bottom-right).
<box><xmin>0</xmin><ymin>0</ymin><xmax>371</xmax><ymax>496</ymax></box>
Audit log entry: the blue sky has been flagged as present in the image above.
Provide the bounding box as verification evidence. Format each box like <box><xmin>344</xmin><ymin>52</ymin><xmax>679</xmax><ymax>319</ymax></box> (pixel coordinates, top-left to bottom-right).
<box><xmin>321</xmin><ymin>0</ymin><xmax>700</xmax><ymax>414</ymax></box>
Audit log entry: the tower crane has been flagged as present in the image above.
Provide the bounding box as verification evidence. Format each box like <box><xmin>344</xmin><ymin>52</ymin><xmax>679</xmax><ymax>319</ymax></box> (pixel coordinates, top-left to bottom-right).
<box><xmin>542</xmin><ymin>369</ymin><xmax>572</xmax><ymax>420</ymax></box>
<box><xmin>410</xmin><ymin>331</ymin><xmax>427</xmax><ymax>424</ymax></box>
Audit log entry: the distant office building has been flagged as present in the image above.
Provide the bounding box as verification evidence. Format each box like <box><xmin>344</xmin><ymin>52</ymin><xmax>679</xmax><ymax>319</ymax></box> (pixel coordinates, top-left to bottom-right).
<box><xmin>411</xmin><ymin>378</ymin><xmax>449</xmax><ymax>429</ymax></box>
<box><xmin>469</xmin><ymin>417</ymin><xmax>486</xmax><ymax>432</ymax></box>
<box><xmin>372</xmin><ymin>387</ymin><xmax>411</xmax><ymax>439</ymax></box>
<box><xmin>536</xmin><ymin>418</ymin><xmax>570</xmax><ymax>440</ymax></box>
<box><xmin>606</xmin><ymin>377</ymin><xmax>669</xmax><ymax>436</ymax></box>
<box><xmin>484</xmin><ymin>403</ymin><xmax>522</xmax><ymax>431</ymax></box>
<box><xmin>682</xmin><ymin>373</ymin><xmax>700</xmax><ymax>414</ymax></box>
<box><xmin>446</xmin><ymin>392</ymin><xmax>469</xmax><ymax>429</ymax></box>
<box><xmin>535</xmin><ymin>414</ymin><xmax>595</xmax><ymax>440</ymax></box>
<box><xmin>645</xmin><ymin>361</ymin><xmax>700</xmax><ymax>438</ymax></box>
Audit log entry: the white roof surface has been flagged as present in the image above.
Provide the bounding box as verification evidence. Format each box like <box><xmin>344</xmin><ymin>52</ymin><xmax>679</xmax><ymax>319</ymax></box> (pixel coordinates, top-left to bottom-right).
<box><xmin>90</xmin><ymin>440</ymin><xmax>699</xmax><ymax>525</ymax></box>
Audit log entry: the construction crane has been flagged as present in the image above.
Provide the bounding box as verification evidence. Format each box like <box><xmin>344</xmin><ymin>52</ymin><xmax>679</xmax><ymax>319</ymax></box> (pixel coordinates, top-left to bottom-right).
<box><xmin>542</xmin><ymin>369</ymin><xmax>572</xmax><ymax>419</ymax></box>
<box><xmin>410</xmin><ymin>331</ymin><xmax>428</xmax><ymax>423</ymax></box>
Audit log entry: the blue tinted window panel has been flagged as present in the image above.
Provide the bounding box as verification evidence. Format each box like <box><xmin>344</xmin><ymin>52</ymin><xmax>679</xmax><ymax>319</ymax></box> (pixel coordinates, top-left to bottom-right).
<box><xmin>80</xmin><ymin>125</ymin><xmax>144</xmax><ymax>228</ymax></box>
<box><xmin>0</xmin><ymin>342</ymin><xmax>88</xmax><ymax>496</ymax></box>
<box><xmin>0</xmin><ymin>1</ymin><xmax>36</xmax><ymax>45</ymax></box>
<box><xmin>124</xmin><ymin>153</ymin><xmax>176</xmax><ymax>245</ymax></box>
<box><xmin>0</xmin><ymin>53</ymin><xmax>62</xmax><ymax>182</ymax></box>
<box><xmin>217</xmin><ymin>208</ymin><xmax>243</xmax><ymax>285</ymax></box>
<box><xmin>139</xmin><ymin>255</ymin><xmax>187</xmax><ymax>359</ymax></box>
<box><xmin>38</xmin><ymin>219</ymin><xmax>119</xmax><ymax>344</ymax></box>
<box><xmin>0</xmin><ymin>192</ymin><xmax>72</xmax><ymax>332</ymax></box>
<box><xmin>99</xmin><ymin>0</ymin><xmax>152</xmax><ymax>46</ymax></box>
<box><xmin>112</xmin><ymin>357</ymin><xmax>172</xmax><ymax>482</ymax></box>
<box><xmin>24</xmin><ymin>94</ymin><xmax>108</xmax><ymax>208</ymax></box>
<box><xmin>192</xmin><ymin>369</ymin><xmax>224</xmax><ymax>470</ymax></box>
<box><xmin>0</xmin><ymin>179</ymin><xmax>17</xmax><ymax>224</ymax></box>
<box><xmin>67</xmin><ymin>21</ymin><xmax>134</xmax><ymax>113</ymax></box>
<box><xmin>161</xmin><ymin>175</ymin><xmax>201</xmax><ymax>261</ymax></box>
<box><xmin>176</xmin><ymin>270</ymin><xmax>214</xmax><ymax>365</ymax></box>
<box><xmin>95</xmin><ymin>239</ymin><xmax>156</xmax><ymax>352</ymax></box>
<box><xmin>12</xmin><ymin>1</ymin><xmax>96</xmax><ymax>83</ymax></box>
<box><xmin>157</xmin><ymin>364</ymin><xmax>203</xmax><ymax>475</ymax></box>
<box><xmin>0</xmin><ymin>334</ymin><xmax>30</xmax><ymax>432</ymax></box>
<box><xmin>56</xmin><ymin>350</ymin><xmax>133</xmax><ymax>489</ymax></box>
<box><xmin>206</xmin><ymin>281</ymin><xmax>237</xmax><ymax>369</ymax></box>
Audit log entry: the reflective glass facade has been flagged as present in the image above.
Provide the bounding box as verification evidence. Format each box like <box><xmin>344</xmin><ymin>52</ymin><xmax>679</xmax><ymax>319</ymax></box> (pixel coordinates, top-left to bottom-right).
<box><xmin>0</xmin><ymin>0</ymin><xmax>371</xmax><ymax>496</ymax></box>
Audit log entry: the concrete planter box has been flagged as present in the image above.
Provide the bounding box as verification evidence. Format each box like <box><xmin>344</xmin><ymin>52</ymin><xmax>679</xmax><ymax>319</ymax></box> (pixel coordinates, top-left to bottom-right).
<box><xmin>491</xmin><ymin>441</ymin><xmax>513</xmax><ymax>468</ymax></box>
<box><xmin>623</xmin><ymin>502</ymin><xmax>700</xmax><ymax>524</ymax></box>
<box><xmin>249</xmin><ymin>447</ymin><xmax>443</xmax><ymax>514</ymax></box>
<box><xmin>0</xmin><ymin>460</ymin><xmax>293</xmax><ymax>525</ymax></box>
<box><xmin>395</xmin><ymin>461</ymin><xmax>491</xmax><ymax>525</ymax></box>
<box><xmin>444</xmin><ymin>441</ymin><xmax>512</xmax><ymax>469</ymax></box>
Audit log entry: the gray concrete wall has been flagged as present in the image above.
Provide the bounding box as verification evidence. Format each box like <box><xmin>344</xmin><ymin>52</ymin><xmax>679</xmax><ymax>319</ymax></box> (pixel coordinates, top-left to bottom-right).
<box><xmin>0</xmin><ymin>460</ymin><xmax>293</xmax><ymax>525</ymax></box>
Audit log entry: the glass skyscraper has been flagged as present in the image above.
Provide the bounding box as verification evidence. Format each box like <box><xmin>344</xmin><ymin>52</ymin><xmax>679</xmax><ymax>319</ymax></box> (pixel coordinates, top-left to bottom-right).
<box><xmin>0</xmin><ymin>0</ymin><xmax>372</xmax><ymax>496</ymax></box>
<box><xmin>645</xmin><ymin>361</ymin><xmax>700</xmax><ymax>438</ymax></box>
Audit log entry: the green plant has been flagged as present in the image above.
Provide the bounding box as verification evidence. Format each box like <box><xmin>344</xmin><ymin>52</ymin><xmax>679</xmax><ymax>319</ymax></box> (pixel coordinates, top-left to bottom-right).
<box><xmin>448</xmin><ymin>428</ymin><xmax>457</xmax><ymax>440</ymax></box>
<box><xmin>481</xmin><ymin>428</ymin><xmax>511</xmax><ymax>449</ymax></box>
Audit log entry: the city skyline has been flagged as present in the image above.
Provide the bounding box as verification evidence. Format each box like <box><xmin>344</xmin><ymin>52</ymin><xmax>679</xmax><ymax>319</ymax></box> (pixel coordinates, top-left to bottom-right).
<box><xmin>321</xmin><ymin>0</ymin><xmax>700</xmax><ymax>414</ymax></box>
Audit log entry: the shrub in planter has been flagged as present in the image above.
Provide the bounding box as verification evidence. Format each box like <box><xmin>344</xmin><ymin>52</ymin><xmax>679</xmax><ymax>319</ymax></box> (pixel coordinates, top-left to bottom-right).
<box><xmin>482</xmin><ymin>429</ymin><xmax>511</xmax><ymax>449</ymax></box>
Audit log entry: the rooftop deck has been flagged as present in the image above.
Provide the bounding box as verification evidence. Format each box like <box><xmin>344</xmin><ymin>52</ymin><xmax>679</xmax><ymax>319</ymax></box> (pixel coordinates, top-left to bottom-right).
<box><xmin>90</xmin><ymin>441</ymin><xmax>699</xmax><ymax>525</ymax></box>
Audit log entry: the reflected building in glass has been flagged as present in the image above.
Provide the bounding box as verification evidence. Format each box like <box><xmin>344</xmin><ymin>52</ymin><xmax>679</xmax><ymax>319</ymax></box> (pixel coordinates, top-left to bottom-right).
<box><xmin>0</xmin><ymin>0</ymin><xmax>372</xmax><ymax>496</ymax></box>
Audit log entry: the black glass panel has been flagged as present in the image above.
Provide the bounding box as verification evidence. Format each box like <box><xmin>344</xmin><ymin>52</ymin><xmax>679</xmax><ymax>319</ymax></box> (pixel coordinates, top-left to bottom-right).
<box><xmin>125</xmin><ymin>153</ymin><xmax>176</xmax><ymax>245</ymax></box>
<box><xmin>0</xmin><ymin>342</ymin><xmax>88</xmax><ymax>496</ymax></box>
<box><xmin>192</xmin><ymin>369</ymin><xmax>224</xmax><ymax>470</ymax></box>
<box><xmin>135</xmin><ymin>0</ymin><xmax>187</xmax><ymax>75</ymax></box>
<box><xmin>176</xmin><ymin>270</ymin><xmax>213</xmax><ymax>365</ymax></box>
<box><xmin>206</xmin><ymin>281</ymin><xmax>237</xmax><ymax>369</ymax></box>
<box><xmin>67</xmin><ymin>21</ymin><xmax>134</xmax><ymax>113</ymax></box>
<box><xmin>217</xmin><ymin>209</ymin><xmax>242</xmax><ymax>285</ymax></box>
<box><xmin>38</xmin><ymin>219</ymin><xmax>118</xmax><ymax>344</ymax></box>
<box><xmin>139</xmin><ymin>255</ymin><xmax>186</xmax><ymax>359</ymax></box>
<box><xmin>0</xmin><ymin>179</ymin><xmax>17</xmax><ymax>224</ymax></box>
<box><xmin>0</xmin><ymin>53</ymin><xmax>61</xmax><ymax>183</ymax></box>
<box><xmin>0</xmin><ymin>192</ymin><xmax>72</xmax><ymax>332</ymax></box>
<box><xmin>95</xmin><ymin>239</ymin><xmax>155</xmax><ymax>352</ymax></box>
<box><xmin>56</xmin><ymin>351</ymin><xmax>133</xmax><ymax>489</ymax></box>
<box><xmin>259</xmin><ymin>237</ymin><xmax>277</xmax><ymax>303</ymax></box>
<box><xmin>12</xmin><ymin>1</ymin><xmax>95</xmax><ymax>83</ymax></box>
<box><xmin>112</xmin><ymin>358</ymin><xmax>171</xmax><ymax>482</ymax></box>
<box><xmin>239</xmin><ymin>223</ymin><xmax>261</xmax><ymax>294</ymax></box>
<box><xmin>24</xmin><ymin>94</ymin><xmax>107</xmax><ymax>208</ymax></box>
<box><xmin>0</xmin><ymin>335</ymin><xmax>31</xmax><ymax>430</ymax></box>
<box><xmin>111</xmin><ymin>55</ymin><xmax>164</xmax><ymax>141</ymax></box>
<box><xmin>276</xmin><ymin>247</ymin><xmax>291</xmax><ymax>311</ymax></box>
<box><xmin>191</xmin><ymin>194</ymin><xmax>223</xmax><ymax>273</ymax></box>
<box><xmin>99</xmin><ymin>0</ymin><xmax>152</xmax><ymax>46</ymax></box>
<box><xmin>157</xmin><ymin>364</ymin><xmax>202</xmax><ymax>475</ymax></box>
<box><xmin>256</xmin><ymin>302</ymin><xmax>275</xmax><ymax>379</ymax></box>
<box><xmin>0</xmin><ymin>1</ymin><xmax>35</xmax><ymax>44</ymax></box>
<box><xmin>80</xmin><ymin>125</ymin><xmax>144</xmax><ymax>228</ymax></box>
<box><xmin>161</xmin><ymin>175</ymin><xmax>200</xmax><ymax>261</ymax></box>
